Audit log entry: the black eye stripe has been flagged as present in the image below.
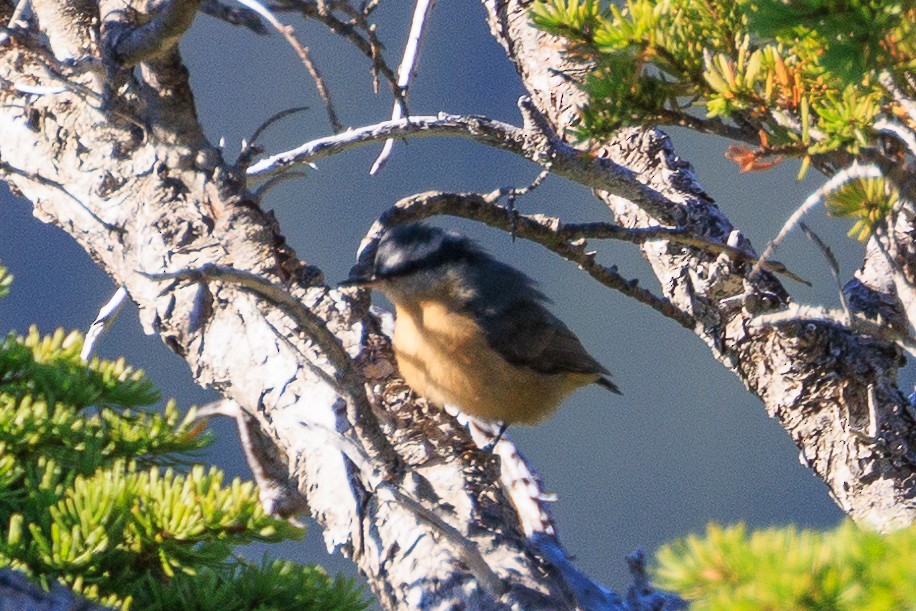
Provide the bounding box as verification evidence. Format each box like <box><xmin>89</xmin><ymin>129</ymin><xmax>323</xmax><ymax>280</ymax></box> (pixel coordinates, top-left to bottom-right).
<box><xmin>374</xmin><ymin>224</ymin><xmax>486</xmax><ymax>280</ymax></box>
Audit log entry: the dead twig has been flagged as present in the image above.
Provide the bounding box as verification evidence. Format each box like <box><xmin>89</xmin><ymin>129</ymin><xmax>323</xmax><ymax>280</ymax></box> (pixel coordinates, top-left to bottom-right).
<box><xmin>239</xmin><ymin>0</ymin><xmax>341</xmax><ymax>131</ymax></box>
<box><xmin>369</xmin><ymin>0</ymin><xmax>434</xmax><ymax>174</ymax></box>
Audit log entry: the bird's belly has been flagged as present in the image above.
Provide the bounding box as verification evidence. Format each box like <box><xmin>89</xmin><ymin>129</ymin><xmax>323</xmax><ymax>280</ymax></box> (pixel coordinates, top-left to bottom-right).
<box><xmin>393</xmin><ymin>302</ymin><xmax>594</xmax><ymax>424</ymax></box>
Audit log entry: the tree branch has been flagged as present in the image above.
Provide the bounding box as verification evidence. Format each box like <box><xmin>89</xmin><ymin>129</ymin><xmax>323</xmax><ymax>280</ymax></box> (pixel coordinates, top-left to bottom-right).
<box><xmin>247</xmin><ymin>109</ymin><xmax>683</xmax><ymax>222</ymax></box>
<box><xmin>482</xmin><ymin>0</ymin><xmax>916</xmax><ymax>531</ymax></box>
<box><xmin>237</xmin><ymin>0</ymin><xmax>341</xmax><ymax>131</ymax></box>
<box><xmin>364</xmin><ymin>190</ymin><xmax>697</xmax><ymax>329</ymax></box>
<box><xmin>271</xmin><ymin>0</ymin><xmax>402</xmax><ymax>103</ymax></box>
<box><xmin>81</xmin><ymin>286</ymin><xmax>128</xmax><ymax>361</ymax></box>
<box><xmin>752</xmin><ymin>303</ymin><xmax>916</xmax><ymax>357</ymax></box>
<box><xmin>752</xmin><ymin>163</ymin><xmax>885</xmax><ymax>278</ymax></box>
<box><xmin>201</xmin><ymin>0</ymin><xmax>269</xmax><ymax>35</ymax></box>
<box><xmin>369</xmin><ymin>0</ymin><xmax>435</xmax><ymax>174</ymax></box>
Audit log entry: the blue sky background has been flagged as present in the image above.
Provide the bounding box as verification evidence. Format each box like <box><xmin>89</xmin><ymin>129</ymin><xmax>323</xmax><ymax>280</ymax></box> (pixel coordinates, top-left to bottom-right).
<box><xmin>2</xmin><ymin>1</ymin><xmax>906</xmax><ymax>593</ymax></box>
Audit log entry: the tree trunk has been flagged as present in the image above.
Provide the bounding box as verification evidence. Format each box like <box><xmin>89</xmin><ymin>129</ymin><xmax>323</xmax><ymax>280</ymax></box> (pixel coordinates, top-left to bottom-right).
<box><xmin>483</xmin><ymin>0</ymin><xmax>916</xmax><ymax>531</ymax></box>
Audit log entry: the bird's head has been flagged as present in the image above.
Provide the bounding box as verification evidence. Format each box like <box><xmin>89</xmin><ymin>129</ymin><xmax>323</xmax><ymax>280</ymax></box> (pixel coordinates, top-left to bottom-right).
<box><xmin>340</xmin><ymin>223</ymin><xmax>486</xmax><ymax>305</ymax></box>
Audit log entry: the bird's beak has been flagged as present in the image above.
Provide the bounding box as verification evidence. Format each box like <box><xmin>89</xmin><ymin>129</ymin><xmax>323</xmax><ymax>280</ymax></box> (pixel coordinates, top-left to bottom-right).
<box><xmin>338</xmin><ymin>267</ymin><xmax>378</xmax><ymax>289</ymax></box>
<box><xmin>338</xmin><ymin>276</ymin><xmax>374</xmax><ymax>288</ymax></box>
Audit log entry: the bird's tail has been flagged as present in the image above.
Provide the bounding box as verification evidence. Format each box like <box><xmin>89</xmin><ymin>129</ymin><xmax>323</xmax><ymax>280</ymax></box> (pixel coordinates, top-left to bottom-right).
<box><xmin>596</xmin><ymin>376</ymin><xmax>623</xmax><ymax>395</ymax></box>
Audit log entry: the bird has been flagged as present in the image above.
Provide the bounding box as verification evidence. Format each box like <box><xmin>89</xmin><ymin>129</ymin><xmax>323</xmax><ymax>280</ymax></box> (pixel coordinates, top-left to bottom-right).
<box><xmin>340</xmin><ymin>223</ymin><xmax>620</xmax><ymax>432</ymax></box>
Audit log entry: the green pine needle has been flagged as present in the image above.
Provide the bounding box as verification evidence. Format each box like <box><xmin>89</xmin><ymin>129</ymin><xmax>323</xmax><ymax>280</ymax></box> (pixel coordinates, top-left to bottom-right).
<box><xmin>0</xmin><ymin>274</ymin><xmax>363</xmax><ymax>610</ymax></box>
<box><xmin>653</xmin><ymin>521</ymin><xmax>916</xmax><ymax>609</ymax></box>
<box><xmin>530</xmin><ymin>0</ymin><xmax>913</xmax><ymax>173</ymax></box>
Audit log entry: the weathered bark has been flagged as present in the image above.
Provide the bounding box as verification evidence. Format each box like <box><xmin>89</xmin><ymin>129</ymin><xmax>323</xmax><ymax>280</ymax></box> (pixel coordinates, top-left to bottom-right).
<box><xmin>482</xmin><ymin>0</ymin><xmax>916</xmax><ymax>530</ymax></box>
<box><xmin>1</xmin><ymin>0</ymin><xmax>915</xmax><ymax>609</ymax></box>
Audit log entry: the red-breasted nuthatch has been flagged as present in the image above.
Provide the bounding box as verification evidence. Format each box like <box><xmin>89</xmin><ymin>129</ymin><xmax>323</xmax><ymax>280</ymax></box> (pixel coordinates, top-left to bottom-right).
<box><xmin>341</xmin><ymin>223</ymin><xmax>620</xmax><ymax>426</ymax></box>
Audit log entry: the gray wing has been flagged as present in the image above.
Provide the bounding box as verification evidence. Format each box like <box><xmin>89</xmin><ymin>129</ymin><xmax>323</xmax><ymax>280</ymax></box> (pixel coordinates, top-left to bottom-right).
<box><xmin>479</xmin><ymin>298</ymin><xmax>610</xmax><ymax>378</ymax></box>
<box><xmin>467</xmin><ymin>258</ymin><xmax>621</xmax><ymax>393</ymax></box>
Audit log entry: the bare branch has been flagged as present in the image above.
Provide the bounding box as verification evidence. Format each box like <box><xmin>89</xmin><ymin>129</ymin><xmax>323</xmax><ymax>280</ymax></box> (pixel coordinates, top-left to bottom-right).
<box><xmin>752</xmin><ymin>163</ymin><xmax>885</xmax><ymax>278</ymax></box>
<box><xmin>485</xmin><ymin>167</ymin><xmax>553</xmax><ymax>238</ymax></box>
<box><xmin>866</xmin><ymin>385</ymin><xmax>880</xmax><ymax>439</ymax></box>
<box><xmin>142</xmin><ymin>264</ymin><xmax>355</xmax><ymax>387</ymax></box>
<box><xmin>197</xmin><ymin>400</ymin><xmax>309</xmax><ymax>516</ymax></box>
<box><xmin>237</xmin><ymin>0</ymin><xmax>341</xmax><ymax>131</ymax></box>
<box><xmin>200</xmin><ymin>0</ymin><xmax>269</xmax><ymax>35</ymax></box>
<box><xmin>563</xmin><ymin>222</ymin><xmax>808</xmax><ymax>285</ymax></box>
<box><xmin>271</xmin><ymin>0</ymin><xmax>401</xmax><ymax>100</ymax></box>
<box><xmin>247</xmin><ymin>111</ymin><xmax>682</xmax><ymax>222</ymax></box>
<box><xmin>254</xmin><ymin>170</ymin><xmax>309</xmax><ymax>199</ymax></box>
<box><xmin>799</xmin><ymin>222</ymin><xmax>849</xmax><ymax>322</ymax></box>
<box><xmin>751</xmin><ymin>303</ymin><xmax>916</xmax><ymax>357</ymax></box>
<box><xmin>81</xmin><ymin>286</ymin><xmax>128</xmax><ymax>361</ymax></box>
<box><xmin>250</xmin><ymin>105</ymin><xmax>311</xmax><ymax>146</ymax></box>
<box><xmin>503</xmin><ymin>167</ymin><xmax>552</xmax><ymax>200</ymax></box>
<box><xmin>247</xmin><ymin>113</ymin><xmax>524</xmax><ymax>177</ymax></box>
<box><xmin>299</xmin><ymin>45</ymin><xmax>340</xmax><ymax>131</ymax></box>
<box><xmin>370</xmin><ymin>187</ymin><xmax>805</xmax><ymax>288</ymax></box>
<box><xmin>369</xmin><ymin>0</ymin><xmax>435</xmax><ymax>174</ymax></box>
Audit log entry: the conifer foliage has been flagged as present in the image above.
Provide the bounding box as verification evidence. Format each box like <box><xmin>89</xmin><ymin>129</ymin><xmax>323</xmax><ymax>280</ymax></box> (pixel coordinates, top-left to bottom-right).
<box><xmin>0</xmin><ymin>265</ymin><xmax>367</xmax><ymax>610</ymax></box>
<box><xmin>531</xmin><ymin>2</ymin><xmax>916</xmax><ymax>607</ymax></box>
<box><xmin>531</xmin><ymin>0</ymin><xmax>914</xmax><ymax>239</ymax></box>
<box><xmin>652</xmin><ymin>521</ymin><xmax>916</xmax><ymax>609</ymax></box>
